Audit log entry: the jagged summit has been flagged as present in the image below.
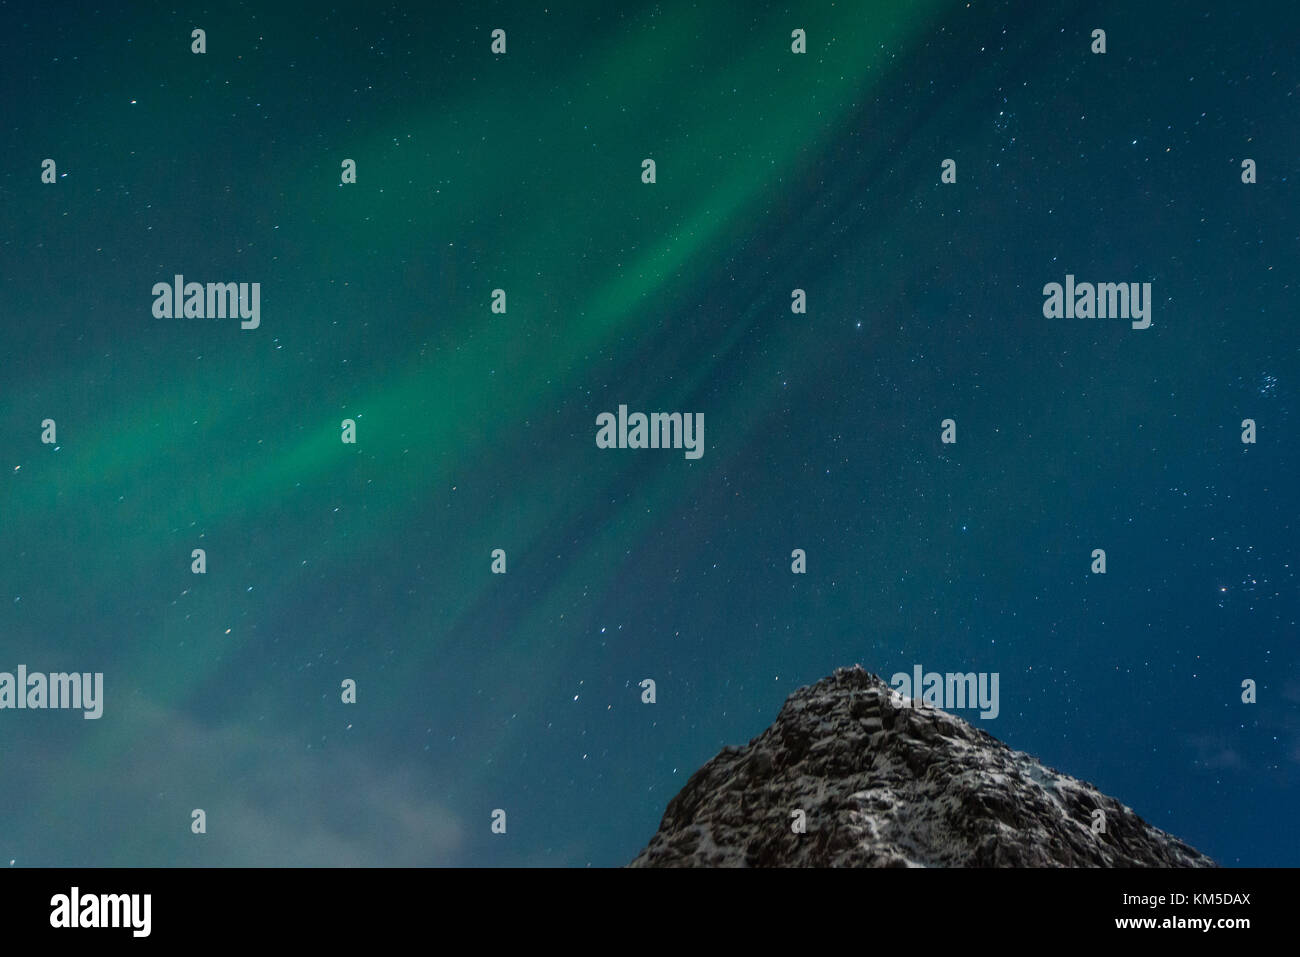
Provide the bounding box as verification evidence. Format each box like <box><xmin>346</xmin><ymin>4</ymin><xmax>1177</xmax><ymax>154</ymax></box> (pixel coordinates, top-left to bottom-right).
<box><xmin>630</xmin><ymin>666</ymin><xmax>1214</xmax><ymax>867</ymax></box>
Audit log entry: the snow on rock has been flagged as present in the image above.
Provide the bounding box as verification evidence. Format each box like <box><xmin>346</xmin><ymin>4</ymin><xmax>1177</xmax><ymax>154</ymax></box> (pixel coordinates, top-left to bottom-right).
<box><xmin>629</xmin><ymin>666</ymin><xmax>1214</xmax><ymax>868</ymax></box>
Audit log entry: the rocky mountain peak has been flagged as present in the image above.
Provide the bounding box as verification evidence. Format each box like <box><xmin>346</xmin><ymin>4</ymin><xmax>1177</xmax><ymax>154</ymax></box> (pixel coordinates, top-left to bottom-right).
<box><xmin>630</xmin><ymin>666</ymin><xmax>1214</xmax><ymax>867</ymax></box>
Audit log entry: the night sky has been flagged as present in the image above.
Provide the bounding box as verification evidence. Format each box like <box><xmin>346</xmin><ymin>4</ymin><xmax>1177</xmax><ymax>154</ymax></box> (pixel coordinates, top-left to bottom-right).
<box><xmin>2</xmin><ymin>0</ymin><xmax>1296</xmax><ymax>867</ymax></box>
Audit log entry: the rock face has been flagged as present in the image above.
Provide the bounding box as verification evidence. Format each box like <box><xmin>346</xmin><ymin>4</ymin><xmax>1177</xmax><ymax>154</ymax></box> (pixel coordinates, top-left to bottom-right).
<box><xmin>630</xmin><ymin>666</ymin><xmax>1215</xmax><ymax>867</ymax></box>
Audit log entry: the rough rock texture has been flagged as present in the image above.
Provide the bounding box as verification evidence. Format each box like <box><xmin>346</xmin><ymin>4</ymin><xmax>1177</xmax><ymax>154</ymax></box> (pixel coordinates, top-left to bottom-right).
<box><xmin>630</xmin><ymin>666</ymin><xmax>1215</xmax><ymax>867</ymax></box>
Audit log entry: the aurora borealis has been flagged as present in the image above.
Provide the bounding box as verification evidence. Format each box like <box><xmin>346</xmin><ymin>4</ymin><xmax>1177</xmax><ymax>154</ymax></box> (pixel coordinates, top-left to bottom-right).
<box><xmin>2</xmin><ymin>0</ymin><xmax>1297</xmax><ymax>866</ymax></box>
